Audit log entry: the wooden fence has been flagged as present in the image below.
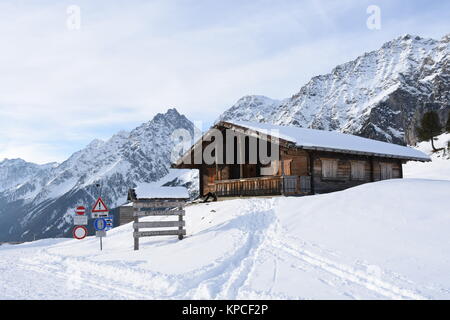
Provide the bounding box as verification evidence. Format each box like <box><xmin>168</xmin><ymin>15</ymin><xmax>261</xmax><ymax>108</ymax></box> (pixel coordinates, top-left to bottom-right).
<box><xmin>214</xmin><ymin>175</ymin><xmax>311</xmax><ymax>197</ymax></box>
<box><xmin>133</xmin><ymin>198</ymin><xmax>186</xmax><ymax>250</ymax></box>
<box><xmin>214</xmin><ymin>176</ymin><xmax>283</xmax><ymax>197</ymax></box>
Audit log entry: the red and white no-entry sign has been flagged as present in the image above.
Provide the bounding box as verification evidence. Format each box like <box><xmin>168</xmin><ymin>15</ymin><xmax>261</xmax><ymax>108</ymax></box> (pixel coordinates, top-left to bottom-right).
<box><xmin>75</xmin><ymin>206</ymin><xmax>86</xmax><ymax>215</ymax></box>
<box><xmin>73</xmin><ymin>226</ymin><xmax>88</xmax><ymax>240</ymax></box>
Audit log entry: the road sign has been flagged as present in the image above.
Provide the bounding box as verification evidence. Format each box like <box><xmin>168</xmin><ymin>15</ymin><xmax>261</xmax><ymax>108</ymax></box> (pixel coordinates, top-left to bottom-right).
<box><xmin>75</xmin><ymin>206</ymin><xmax>86</xmax><ymax>215</ymax></box>
<box><xmin>104</xmin><ymin>216</ymin><xmax>113</xmax><ymax>230</ymax></box>
<box><xmin>73</xmin><ymin>215</ymin><xmax>88</xmax><ymax>225</ymax></box>
<box><xmin>96</xmin><ymin>230</ymin><xmax>106</xmax><ymax>237</ymax></box>
<box><xmin>92</xmin><ymin>197</ymin><xmax>108</xmax><ymax>213</ymax></box>
<box><xmin>94</xmin><ymin>218</ymin><xmax>107</xmax><ymax>231</ymax></box>
<box><xmin>73</xmin><ymin>226</ymin><xmax>87</xmax><ymax>240</ymax></box>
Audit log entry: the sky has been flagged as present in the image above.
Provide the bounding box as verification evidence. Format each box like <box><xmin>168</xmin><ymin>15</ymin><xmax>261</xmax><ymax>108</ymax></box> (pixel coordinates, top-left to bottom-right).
<box><xmin>0</xmin><ymin>0</ymin><xmax>448</xmax><ymax>164</ymax></box>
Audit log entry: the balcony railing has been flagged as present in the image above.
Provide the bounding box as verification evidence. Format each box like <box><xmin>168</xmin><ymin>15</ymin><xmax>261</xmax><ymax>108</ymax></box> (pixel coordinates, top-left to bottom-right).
<box><xmin>214</xmin><ymin>175</ymin><xmax>310</xmax><ymax>197</ymax></box>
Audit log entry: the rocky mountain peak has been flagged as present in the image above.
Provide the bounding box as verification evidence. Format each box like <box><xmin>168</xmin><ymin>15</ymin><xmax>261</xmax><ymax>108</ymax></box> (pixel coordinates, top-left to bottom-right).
<box><xmin>218</xmin><ymin>34</ymin><xmax>449</xmax><ymax>146</ymax></box>
<box><xmin>0</xmin><ymin>108</ymin><xmax>196</xmax><ymax>241</ymax></box>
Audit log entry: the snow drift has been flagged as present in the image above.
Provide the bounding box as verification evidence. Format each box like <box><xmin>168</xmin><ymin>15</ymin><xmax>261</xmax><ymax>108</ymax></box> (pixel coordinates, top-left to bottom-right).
<box><xmin>1</xmin><ymin>179</ymin><xmax>449</xmax><ymax>299</ymax></box>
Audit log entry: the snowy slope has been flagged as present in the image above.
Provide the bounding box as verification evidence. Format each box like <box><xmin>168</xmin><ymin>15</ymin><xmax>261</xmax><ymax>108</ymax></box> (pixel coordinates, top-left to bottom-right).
<box><xmin>0</xmin><ymin>109</ymin><xmax>197</xmax><ymax>241</ymax></box>
<box><xmin>1</xmin><ymin>179</ymin><xmax>449</xmax><ymax>299</ymax></box>
<box><xmin>404</xmin><ymin>133</ymin><xmax>450</xmax><ymax>180</ymax></box>
<box><xmin>219</xmin><ymin>34</ymin><xmax>450</xmax><ymax>145</ymax></box>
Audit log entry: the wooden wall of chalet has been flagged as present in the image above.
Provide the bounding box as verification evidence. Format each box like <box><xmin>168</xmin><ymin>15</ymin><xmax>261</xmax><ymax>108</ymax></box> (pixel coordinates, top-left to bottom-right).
<box><xmin>191</xmin><ymin>124</ymin><xmax>405</xmax><ymax>197</ymax></box>
<box><xmin>279</xmin><ymin>148</ymin><xmax>309</xmax><ymax>176</ymax></box>
<box><xmin>311</xmin><ymin>151</ymin><xmax>403</xmax><ymax>194</ymax></box>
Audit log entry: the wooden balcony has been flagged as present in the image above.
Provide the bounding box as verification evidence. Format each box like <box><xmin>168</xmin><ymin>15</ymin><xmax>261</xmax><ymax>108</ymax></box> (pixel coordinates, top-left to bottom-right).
<box><xmin>213</xmin><ymin>175</ymin><xmax>311</xmax><ymax>197</ymax></box>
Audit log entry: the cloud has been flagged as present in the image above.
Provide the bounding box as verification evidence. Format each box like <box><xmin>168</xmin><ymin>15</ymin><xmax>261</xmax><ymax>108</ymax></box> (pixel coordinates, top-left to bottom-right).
<box><xmin>0</xmin><ymin>0</ymin><xmax>449</xmax><ymax>163</ymax></box>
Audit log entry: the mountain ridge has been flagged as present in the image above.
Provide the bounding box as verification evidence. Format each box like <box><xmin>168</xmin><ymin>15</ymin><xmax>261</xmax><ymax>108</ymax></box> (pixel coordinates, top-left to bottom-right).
<box><xmin>218</xmin><ymin>33</ymin><xmax>450</xmax><ymax>145</ymax></box>
<box><xmin>0</xmin><ymin>108</ymin><xmax>196</xmax><ymax>241</ymax></box>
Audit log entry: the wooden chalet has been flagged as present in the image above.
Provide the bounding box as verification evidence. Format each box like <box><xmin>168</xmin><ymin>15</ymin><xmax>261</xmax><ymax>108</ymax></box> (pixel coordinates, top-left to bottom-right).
<box><xmin>172</xmin><ymin>121</ymin><xmax>430</xmax><ymax>198</ymax></box>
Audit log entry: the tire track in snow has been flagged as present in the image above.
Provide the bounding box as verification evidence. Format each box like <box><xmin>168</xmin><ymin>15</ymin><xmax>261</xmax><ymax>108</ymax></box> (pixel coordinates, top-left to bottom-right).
<box><xmin>217</xmin><ymin>207</ymin><xmax>277</xmax><ymax>299</ymax></box>
<box><xmin>238</xmin><ymin>201</ymin><xmax>429</xmax><ymax>300</ymax></box>
<box><xmin>185</xmin><ymin>200</ymin><xmax>277</xmax><ymax>299</ymax></box>
<box><xmin>269</xmin><ymin>235</ymin><xmax>428</xmax><ymax>300</ymax></box>
<box><xmin>18</xmin><ymin>255</ymin><xmax>150</xmax><ymax>299</ymax></box>
<box><xmin>8</xmin><ymin>197</ymin><xmax>432</xmax><ymax>300</ymax></box>
<box><xmin>18</xmin><ymin>250</ymin><xmax>178</xmax><ymax>299</ymax></box>
<box><xmin>183</xmin><ymin>198</ymin><xmax>428</xmax><ymax>300</ymax></box>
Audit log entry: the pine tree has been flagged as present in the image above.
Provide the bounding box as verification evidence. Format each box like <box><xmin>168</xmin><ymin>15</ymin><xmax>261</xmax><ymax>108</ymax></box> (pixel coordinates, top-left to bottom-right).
<box><xmin>416</xmin><ymin>111</ymin><xmax>442</xmax><ymax>152</ymax></box>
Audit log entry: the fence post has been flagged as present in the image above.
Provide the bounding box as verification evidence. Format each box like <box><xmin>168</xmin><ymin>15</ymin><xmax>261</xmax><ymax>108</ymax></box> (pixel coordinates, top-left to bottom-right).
<box><xmin>133</xmin><ymin>205</ymin><xmax>139</xmax><ymax>251</ymax></box>
<box><xmin>178</xmin><ymin>212</ymin><xmax>184</xmax><ymax>240</ymax></box>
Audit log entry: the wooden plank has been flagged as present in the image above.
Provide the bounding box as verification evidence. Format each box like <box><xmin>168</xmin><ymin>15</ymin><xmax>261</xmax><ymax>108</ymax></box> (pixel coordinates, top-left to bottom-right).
<box><xmin>133</xmin><ymin>221</ymin><xmax>185</xmax><ymax>228</ymax></box>
<box><xmin>134</xmin><ymin>230</ymin><xmax>186</xmax><ymax>237</ymax></box>
<box><xmin>178</xmin><ymin>213</ymin><xmax>184</xmax><ymax>240</ymax></box>
<box><xmin>136</xmin><ymin>197</ymin><xmax>188</xmax><ymax>201</ymax></box>
<box><xmin>134</xmin><ymin>215</ymin><xmax>139</xmax><ymax>251</ymax></box>
<box><xmin>137</xmin><ymin>207</ymin><xmax>185</xmax><ymax>212</ymax></box>
<box><xmin>133</xmin><ymin>209</ymin><xmax>185</xmax><ymax>217</ymax></box>
<box><xmin>133</xmin><ymin>201</ymin><xmax>185</xmax><ymax>209</ymax></box>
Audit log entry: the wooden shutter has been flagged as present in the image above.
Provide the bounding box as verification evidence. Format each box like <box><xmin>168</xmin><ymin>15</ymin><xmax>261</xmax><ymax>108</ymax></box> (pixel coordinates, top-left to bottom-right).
<box><xmin>322</xmin><ymin>159</ymin><xmax>337</xmax><ymax>178</ymax></box>
<box><xmin>380</xmin><ymin>163</ymin><xmax>393</xmax><ymax>180</ymax></box>
<box><xmin>351</xmin><ymin>161</ymin><xmax>365</xmax><ymax>180</ymax></box>
<box><xmin>282</xmin><ymin>159</ymin><xmax>292</xmax><ymax>175</ymax></box>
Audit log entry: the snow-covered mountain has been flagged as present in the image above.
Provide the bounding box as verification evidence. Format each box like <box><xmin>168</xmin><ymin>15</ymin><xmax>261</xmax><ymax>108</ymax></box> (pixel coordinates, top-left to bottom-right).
<box><xmin>219</xmin><ymin>34</ymin><xmax>450</xmax><ymax>145</ymax></box>
<box><xmin>0</xmin><ymin>109</ymin><xmax>197</xmax><ymax>241</ymax></box>
<box><xmin>0</xmin><ymin>159</ymin><xmax>57</xmax><ymax>194</ymax></box>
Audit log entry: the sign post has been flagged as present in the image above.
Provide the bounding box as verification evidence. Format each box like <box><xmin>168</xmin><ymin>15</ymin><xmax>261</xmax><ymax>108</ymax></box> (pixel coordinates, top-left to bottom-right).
<box><xmin>73</xmin><ymin>225</ymin><xmax>87</xmax><ymax>240</ymax></box>
<box><xmin>73</xmin><ymin>206</ymin><xmax>88</xmax><ymax>240</ymax></box>
<box><xmin>94</xmin><ymin>218</ymin><xmax>107</xmax><ymax>250</ymax></box>
<box><xmin>92</xmin><ymin>198</ymin><xmax>109</xmax><ymax>251</ymax></box>
<box><xmin>92</xmin><ymin>197</ymin><xmax>109</xmax><ymax>218</ymax></box>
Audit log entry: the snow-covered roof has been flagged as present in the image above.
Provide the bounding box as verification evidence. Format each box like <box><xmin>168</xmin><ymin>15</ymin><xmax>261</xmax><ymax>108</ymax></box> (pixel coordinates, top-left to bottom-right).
<box><xmin>224</xmin><ymin>121</ymin><xmax>430</xmax><ymax>162</ymax></box>
<box><xmin>134</xmin><ymin>184</ymin><xmax>189</xmax><ymax>199</ymax></box>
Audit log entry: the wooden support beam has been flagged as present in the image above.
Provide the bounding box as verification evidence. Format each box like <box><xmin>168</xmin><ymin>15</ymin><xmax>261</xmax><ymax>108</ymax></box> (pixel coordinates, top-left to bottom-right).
<box><xmin>133</xmin><ymin>221</ymin><xmax>185</xmax><ymax>229</ymax></box>
<box><xmin>399</xmin><ymin>159</ymin><xmax>403</xmax><ymax>178</ymax></box>
<box><xmin>178</xmin><ymin>213</ymin><xmax>184</xmax><ymax>240</ymax></box>
<box><xmin>370</xmin><ymin>156</ymin><xmax>375</xmax><ymax>182</ymax></box>
<box><xmin>199</xmin><ymin>166</ymin><xmax>204</xmax><ymax>196</ymax></box>
<box><xmin>133</xmin><ymin>201</ymin><xmax>185</xmax><ymax>209</ymax></box>
<box><xmin>133</xmin><ymin>209</ymin><xmax>185</xmax><ymax>217</ymax></box>
<box><xmin>134</xmin><ymin>230</ymin><xmax>186</xmax><ymax>237</ymax></box>
<box><xmin>308</xmin><ymin>151</ymin><xmax>315</xmax><ymax>195</ymax></box>
<box><xmin>133</xmin><ymin>215</ymin><xmax>139</xmax><ymax>251</ymax></box>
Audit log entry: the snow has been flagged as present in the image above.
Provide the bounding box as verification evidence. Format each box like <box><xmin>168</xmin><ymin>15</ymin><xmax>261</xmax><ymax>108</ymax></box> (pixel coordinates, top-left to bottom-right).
<box><xmin>227</xmin><ymin>120</ymin><xmax>430</xmax><ymax>161</ymax></box>
<box><xmin>0</xmin><ymin>108</ymin><xmax>196</xmax><ymax>240</ymax></box>
<box><xmin>219</xmin><ymin>35</ymin><xmax>449</xmax><ymax>146</ymax></box>
<box><xmin>1</xmin><ymin>179</ymin><xmax>449</xmax><ymax>299</ymax></box>
<box><xmin>131</xmin><ymin>169</ymin><xmax>192</xmax><ymax>199</ymax></box>
<box><xmin>404</xmin><ymin>133</ymin><xmax>450</xmax><ymax>180</ymax></box>
<box><xmin>134</xmin><ymin>185</ymin><xmax>189</xmax><ymax>199</ymax></box>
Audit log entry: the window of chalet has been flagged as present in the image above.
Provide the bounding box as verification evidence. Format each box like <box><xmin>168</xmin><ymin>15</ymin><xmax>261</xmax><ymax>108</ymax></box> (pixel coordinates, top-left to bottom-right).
<box><xmin>321</xmin><ymin>159</ymin><xmax>338</xmax><ymax>178</ymax></box>
<box><xmin>351</xmin><ymin>161</ymin><xmax>366</xmax><ymax>180</ymax></box>
<box><xmin>380</xmin><ymin>163</ymin><xmax>393</xmax><ymax>180</ymax></box>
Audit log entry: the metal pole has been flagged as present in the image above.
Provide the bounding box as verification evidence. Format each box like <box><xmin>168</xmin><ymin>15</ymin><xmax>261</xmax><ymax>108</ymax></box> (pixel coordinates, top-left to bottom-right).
<box><xmin>100</xmin><ymin>236</ymin><xmax>102</xmax><ymax>251</ymax></box>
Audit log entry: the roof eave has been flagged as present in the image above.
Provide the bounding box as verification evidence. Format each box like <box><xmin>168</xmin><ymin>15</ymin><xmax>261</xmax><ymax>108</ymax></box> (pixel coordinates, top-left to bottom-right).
<box><xmin>299</xmin><ymin>145</ymin><xmax>431</xmax><ymax>162</ymax></box>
